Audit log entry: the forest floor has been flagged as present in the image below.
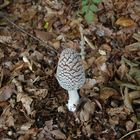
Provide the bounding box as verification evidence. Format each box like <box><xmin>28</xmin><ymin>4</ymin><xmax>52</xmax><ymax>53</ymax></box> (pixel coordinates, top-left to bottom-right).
<box><xmin>0</xmin><ymin>0</ymin><xmax>140</xmax><ymax>140</ymax></box>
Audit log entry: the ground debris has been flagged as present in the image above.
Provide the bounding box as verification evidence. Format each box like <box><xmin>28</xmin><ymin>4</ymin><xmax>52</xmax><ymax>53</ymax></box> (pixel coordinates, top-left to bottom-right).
<box><xmin>0</xmin><ymin>0</ymin><xmax>139</xmax><ymax>139</ymax></box>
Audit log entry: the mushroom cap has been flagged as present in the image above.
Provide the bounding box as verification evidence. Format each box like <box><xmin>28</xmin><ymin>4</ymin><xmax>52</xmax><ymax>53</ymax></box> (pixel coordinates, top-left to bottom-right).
<box><xmin>56</xmin><ymin>48</ymin><xmax>85</xmax><ymax>91</ymax></box>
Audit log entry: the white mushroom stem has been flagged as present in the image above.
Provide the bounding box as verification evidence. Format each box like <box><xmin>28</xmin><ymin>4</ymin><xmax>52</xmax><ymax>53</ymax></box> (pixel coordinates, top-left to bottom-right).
<box><xmin>67</xmin><ymin>90</ymin><xmax>79</xmax><ymax>112</ymax></box>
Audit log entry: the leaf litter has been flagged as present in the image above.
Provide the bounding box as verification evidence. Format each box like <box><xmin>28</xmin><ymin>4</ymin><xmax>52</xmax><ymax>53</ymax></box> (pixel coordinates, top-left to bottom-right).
<box><xmin>0</xmin><ymin>0</ymin><xmax>140</xmax><ymax>139</ymax></box>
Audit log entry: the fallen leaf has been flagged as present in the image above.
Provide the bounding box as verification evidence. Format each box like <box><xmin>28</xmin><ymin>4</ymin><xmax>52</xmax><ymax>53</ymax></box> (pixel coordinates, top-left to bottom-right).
<box><xmin>124</xmin><ymin>87</ymin><xmax>133</xmax><ymax>112</ymax></box>
<box><xmin>129</xmin><ymin>91</ymin><xmax>140</xmax><ymax>100</ymax></box>
<box><xmin>98</xmin><ymin>49</ymin><xmax>106</xmax><ymax>55</ymax></box>
<box><xmin>101</xmin><ymin>44</ymin><xmax>112</xmax><ymax>52</ymax></box>
<box><xmin>44</xmin><ymin>21</ymin><xmax>49</xmax><ymax>29</ymax></box>
<box><xmin>50</xmin><ymin>129</ymin><xmax>66</xmax><ymax>140</ymax></box>
<box><xmin>34</xmin><ymin>30</ymin><xmax>56</xmax><ymax>42</ymax></box>
<box><xmin>116</xmin><ymin>17</ymin><xmax>135</xmax><ymax>27</ymax></box>
<box><xmin>129</xmin><ymin>67</ymin><xmax>140</xmax><ymax>85</ymax></box>
<box><xmin>20</xmin><ymin>121</ymin><xmax>34</xmax><ymax>131</ymax></box>
<box><xmin>18</xmin><ymin>134</ymin><xmax>30</xmax><ymax>140</ymax></box>
<box><xmin>109</xmin><ymin>116</ymin><xmax>119</xmax><ymax>126</ymax></box>
<box><xmin>0</xmin><ymin>35</ymin><xmax>12</xmax><ymax>44</ymax></box>
<box><xmin>107</xmin><ymin>107</ymin><xmax>130</xmax><ymax>120</ymax></box>
<box><xmin>82</xmin><ymin>78</ymin><xmax>97</xmax><ymax>90</ymax></box>
<box><xmin>84</xmin><ymin>124</ymin><xmax>93</xmax><ymax>137</ymax></box>
<box><xmin>44</xmin><ymin>120</ymin><xmax>53</xmax><ymax>131</ymax></box>
<box><xmin>126</xmin><ymin>120</ymin><xmax>135</xmax><ymax>131</ymax></box>
<box><xmin>50</xmin><ymin>40</ymin><xmax>60</xmax><ymax>50</ymax></box>
<box><xmin>100</xmin><ymin>87</ymin><xmax>118</xmax><ymax>101</ymax></box>
<box><xmin>133</xmin><ymin>33</ymin><xmax>140</xmax><ymax>42</ymax></box>
<box><xmin>117</xmin><ymin>62</ymin><xmax>128</xmax><ymax>80</ymax></box>
<box><xmin>6</xmin><ymin>115</ymin><xmax>15</xmax><ymax>127</ymax></box>
<box><xmin>0</xmin><ymin>84</ymin><xmax>15</xmax><ymax>101</ymax></box>
<box><xmin>17</xmin><ymin>93</ymin><xmax>33</xmax><ymax>115</ymax></box>
<box><xmin>125</xmin><ymin>42</ymin><xmax>140</xmax><ymax>52</ymax></box>
<box><xmin>0</xmin><ymin>0</ymin><xmax>10</xmax><ymax>9</ymax></box>
<box><xmin>0</xmin><ymin>106</ymin><xmax>14</xmax><ymax>127</ymax></box>
<box><xmin>80</xmin><ymin>100</ymin><xmax>95</xmax><ymax>122</ymax></box>
<box><xmin>20</xmin><ymin>7</ymin><xmax>37</xmax><ymax>22</ymax></box>
<box><xmin>57</xmin><ymin>106</ymin><xmax>66</xmax><ymax>113</ymax></box>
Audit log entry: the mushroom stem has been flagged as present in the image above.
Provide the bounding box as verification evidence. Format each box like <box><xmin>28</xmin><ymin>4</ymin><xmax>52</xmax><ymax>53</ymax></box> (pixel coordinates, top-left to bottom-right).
<box><xmin>67</xmin><ymin>90</ymin><xmax>79</xmax><ymax>112</ymax></box>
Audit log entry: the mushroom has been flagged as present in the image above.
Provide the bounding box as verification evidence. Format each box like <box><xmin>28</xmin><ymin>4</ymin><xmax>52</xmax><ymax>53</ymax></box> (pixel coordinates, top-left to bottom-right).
<box><xmin>56</xmin><ymin>48</ymin><xmax>85</xmax><ymax>112</ymax></box>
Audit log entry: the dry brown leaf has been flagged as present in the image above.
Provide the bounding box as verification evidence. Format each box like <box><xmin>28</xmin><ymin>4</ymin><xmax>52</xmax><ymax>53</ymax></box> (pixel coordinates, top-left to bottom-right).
<box><xmin>100</xmin><ymin>63</ymin><xmax>107</xmax><ymax>72</ymax></box>
<box><xmin>133</xmin><ymin>99</ymin><xmax>140</xmax><ymax>104</ymax></box>
<box><xmin>124</xmin><ymin>87</ymin><xmax>133</xmax><ymax>112</ymax></box>
<box><xmin>133</xmin><ymin>33</ymin><xmax>140</xmax><ymax>42</ymax></box>
<box><xmin>0</xmin><ymin>101</ymin><xmax>9</xmax><ymax>109</ymax></box>
<box><xmin>84</xmin><ymin>124</ymin><xmax>93</xmax><ymax>137</ymax></box>
<box><xmin>6</xmin><ymin>115</ymin><xmax>15</xmax><ymax>127</ymax></box>
<box><xmin>0</xmin><ymin>49</ymin><xmax>4</xmax><ymax>60</ymax></box>
<box><xmin>34</xmin><ymin>30</ymin><xmax>56</xmax><ymax>43</ymax></box>
<box><xmin>50</xmin><ymin>129</ymin><xmax>66</xmax><ymax>140</ymax></box>
<box><xmin>109</xmin><ymin>116</ymin><xmax>119</xmax><ymax>126</ymax></box>
<box><xmin>95</xmin><ymin>55</ymin><xmax>108</xmax><ymax>74</ymax></box>
<box><xmin>80</xmin><ymin>100</ymin><xmax>95</xmax><ymax>122</ymax></box>
<box><xmin>101</xmin><ymin>44</ymin><xmax>112</xmax><ymax>52</ymax></box>
<box><xmin>107</xmin><ymin>107</ymin><xmax>130</xmax><ymax>120</ymax></box>
<box><xmin>0</xmin><ymin>106</ymin><xmax>14</xmax><ymax>127</ymax></box>
<box><xmin>26</xmin><ymin>88</ymin><xmax>48</xmax><ymax>99</ymax></box>
<box><xmin>87</xmin><ymin>56</ymin><xmax>95</xmax><ymax>67</ymax></box>
<box><xmin>30</xmin><ymin>50</ymin><xmax>44</xmax><ymax>61</ymax></box>
<box><xmin>126</xmin><ymin>120</ymin><xmax>135</xmax><ymax>131</ymax></box>
<box><xmin>18</xmin><ymin>134</ymin><xmax>30</xmax><ymax>140</ymax></box>
<box><xmin>20</xmin><ymin>121</ymin><xmax>34</xmax><ymax>131</ymax></box>
<box><xmin>96</xmin><ymin>24</ymin><xmax>113</xmax><ymax>37</ymax></box>
<box><xmin>82</xmin><ymin>78</ymin><xmax>97</xmax><ymax>90</ymax></box>
<box><xmin>115</xmin><ymin>17</ymin><xmax>135</xmax><ymax>27</ymax></box>
<box><xmin>100</xmin><ymin>87</ymin><xmax>118</xmax><ymax>101</ymax></box>
<box><xmin>129</xmin><ymin>91</ymin><xmax>140</xmax><ymax>100</ymax></box>
<box><xmin>57</xmin><ymin>106</ymin><xmax>66</xmax><ymax>113</ymax></box>
<box><xmin>83</xmin><ymin>60</ymin><xmax>89</xmax><ymax>70</ymax></box>
<box><xmin>98</xmin><ymin>49</ymin><xmax>106</xmax><ymax>55</ymax></box>
<box><xmin>0</xmin><ymin>84</ymin><xmax>15</xmax><ymax>101</ymax></box>
<box><xmin>44</xmin><ymin>120</ymin><xmax>53</xmax><ymax>131</ymax></box>
<box><xmin>44</xmin><ymin>120</ymin><xmax>66</xmax><ymax>139</ymax></box>
<box><xmin>12</xmin><ymin>79</ymin><xmax>23</xmax><ymax>93</ymax></box>
<box><xmin>17</xmin><ymin>93</ymin><xmax>33</xmax><ymax>115</ymax></box>
<box><xmin>51</xmin><ymin>40</ymin><xmax>60</xmax><ymax>50</ymax></box>
<box><xmin>11</xmin><ymin>62</ymin><xmax>26</xmax><ymax>73</ymax></box>
<box><xmin>0</xmin><ymin>35</ymin><xmax>12</xmax><ymax>44</ymax></box>
<box><xmin>65</xmin><ymin>41</ymin><xmax>80</xmax><ymax>51</ymax></box>
<box><xmin>117</xmin><ymin>62</ymin><xmax>128</xmax><ymax>80</ymax></box>
<box><xmin>95</xmin><ymin>56</ymin><xmax>107</xmax><ymax>66</ymax></box>
<box><xmin>125</xmin><ymin>42</ymin><xmax>140</xmax><ymax>52</ymax></box>
<box><xmin>20</xmin><ymin>7</ymin><xmax>37</xmax><ymax>22</ymax></box>
<box><xmin>44</xmin><ymin>0</ymin><xmax>62</xmax><ymax>10</ymax></box>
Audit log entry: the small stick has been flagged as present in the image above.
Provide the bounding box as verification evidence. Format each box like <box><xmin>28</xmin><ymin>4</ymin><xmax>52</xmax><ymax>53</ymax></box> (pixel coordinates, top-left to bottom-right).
<box><xmin>119</xmin><ymin>129</ymin><xmax>140</xmax><ymax>140</ymax></box>
<box><xmin>79</xmin><ymin>25</ymin><xmax>85</xmax><ymax>60</ymax></box>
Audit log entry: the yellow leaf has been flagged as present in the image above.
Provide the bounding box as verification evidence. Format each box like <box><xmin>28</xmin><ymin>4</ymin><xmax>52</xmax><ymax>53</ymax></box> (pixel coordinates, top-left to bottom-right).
<box><xmin>44</xmin><ymin>21</ymin><xmax>49</xmax><ymax>29</ymax></box>
<box><xmin>116</xmin><ymin>17</ymin><xmax>135</xmax><ymax>27</ymax></box>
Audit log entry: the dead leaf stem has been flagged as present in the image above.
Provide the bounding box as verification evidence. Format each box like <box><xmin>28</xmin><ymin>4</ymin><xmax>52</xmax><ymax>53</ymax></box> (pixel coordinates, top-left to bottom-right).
<box><xmin>119</xmin><ymin>129</ymin><xmax>140</xmax><ymax>140</ymax></box>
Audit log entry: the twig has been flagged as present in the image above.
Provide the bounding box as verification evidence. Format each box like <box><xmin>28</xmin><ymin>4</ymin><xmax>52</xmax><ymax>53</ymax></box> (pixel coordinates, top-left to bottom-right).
<box><xmin>84</xmin><ymin>36</ymin><xmax>96</xmax><ymax>50</ymax></box>
<box><xmin>119</xmin><ymin>129</ymin><xmax>140</xmax><ymax>140</ymax></box>
<box><xmin>3</xmin><ymin>16</ymin><xmax>58</xmax><ymax>54</ymax></box>
<box><xmin>79</xmin><ymin>24</ymin><xmax>85</xmax><ymax>60</ymax></box>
